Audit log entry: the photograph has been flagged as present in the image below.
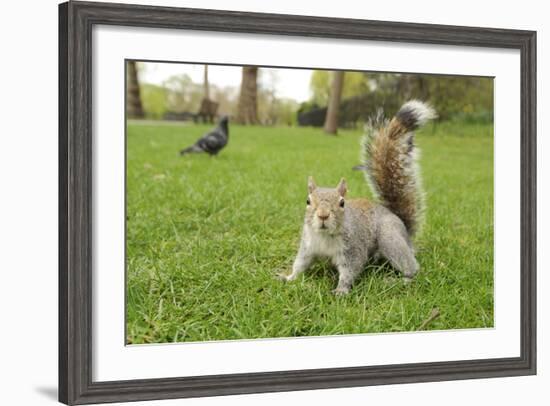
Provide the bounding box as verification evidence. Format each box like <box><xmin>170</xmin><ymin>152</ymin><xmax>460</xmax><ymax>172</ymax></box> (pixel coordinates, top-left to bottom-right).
<box><xmin>125</xmin><ymin>61</ymin><xmax>494</xmax><ymax>345</ymax></box>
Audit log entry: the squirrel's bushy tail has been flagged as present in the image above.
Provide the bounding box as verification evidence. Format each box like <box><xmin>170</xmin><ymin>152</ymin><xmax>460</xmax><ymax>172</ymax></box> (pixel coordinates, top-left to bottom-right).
<box><xmin>361</xmin><ymin>100</ymin><xmax>436</xmax><ymax>236</ymax></box>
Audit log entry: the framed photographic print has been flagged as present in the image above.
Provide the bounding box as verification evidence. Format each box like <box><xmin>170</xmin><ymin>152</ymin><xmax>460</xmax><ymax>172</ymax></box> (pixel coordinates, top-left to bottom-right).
<box><xmin>59</xmin><ymin>1</ymin><xmax>536</xmax><ymax>404</ymax></box>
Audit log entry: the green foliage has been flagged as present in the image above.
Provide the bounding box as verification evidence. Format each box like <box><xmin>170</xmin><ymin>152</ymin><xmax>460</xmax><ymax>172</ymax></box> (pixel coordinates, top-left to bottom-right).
<box><xmin>297</xmin><ymin>100</ymin><xmax>321</xmax><ymax>115</ymax></box>
<box><xmin>138</xmin><ymin>69</ymin><xmax>289</xmax><ymax>122</ymax></box>
<box><xmin>352</xmin><ymin>73</ymin><xmax>493</xmax><ymax>123</ymax></box>
<box><xmin>258</xmin><ymin>92</ymin><xmax>299</xmax><ymax>126</ymax></box>
<box><xmin>126</xmin><ymin>121</ymin><xmax>494</xmax><ymax>344</ymax></box>
<box><xmin>140</xmin><ymin>84</ymin><xmax>168</xmax><ymax>120</ymax></box>
<box><xmin>162</xmin><ymin>74</ymin><xmax>203</xmax><ymax>113</ymax></box>
<box><xmin>304</xmin><ymin>71</ymin><xmax>494</xmax><ymax>127</ymax></box>
<box><xmin>344</xmin><ymin>71</ymin><xmax>371</xmax><ymax>98</ymax></box>
<box><xmin>275</xmin><ymin>98</ymin><xmax>299</xmax><ymax>126</ymax></box>
<box><xmin>210</xmin><ymin>85</ymin><xmax>238</xmax><ymax>117</ymax></box>
<box><xmin>137</xmin><ymin>62</ymin><xmax>493</xmax><ymax>127</ymax></box>
<box><xmin>309</xmin><ymin>70</ymin><xmax>370</xmax><ymax>106</ymax></box>
<box><xmin>421</xmin><ymin>75</ymin><xmax>494</xmax><ymax>121</ymax></box>
<box><xmin>309</xmin><ymin>70</ymin><xmax>330</xmax><ymax>105</ymax></box>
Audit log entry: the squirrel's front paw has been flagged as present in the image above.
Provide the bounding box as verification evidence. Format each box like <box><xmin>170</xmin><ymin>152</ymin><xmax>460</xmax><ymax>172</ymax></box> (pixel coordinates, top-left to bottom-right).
<box><xmin>332</xmin><ymin>286</ymin><xmax>350</xmax><ymax>296</ymax></box>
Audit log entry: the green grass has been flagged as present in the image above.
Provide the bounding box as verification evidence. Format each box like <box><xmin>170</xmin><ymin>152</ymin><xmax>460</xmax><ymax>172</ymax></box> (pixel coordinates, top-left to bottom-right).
<box><xmin>126</xmin><ymin>120</ymin><xmax>494</xmax><ymax>344</ymax></box>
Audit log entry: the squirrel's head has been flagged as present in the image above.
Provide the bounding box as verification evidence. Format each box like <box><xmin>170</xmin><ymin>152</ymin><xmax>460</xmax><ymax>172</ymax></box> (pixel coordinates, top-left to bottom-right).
<box><xmin>304</xmin><ymin>176</ymin><xmax>347</xmax><ymax>234</ymax></box>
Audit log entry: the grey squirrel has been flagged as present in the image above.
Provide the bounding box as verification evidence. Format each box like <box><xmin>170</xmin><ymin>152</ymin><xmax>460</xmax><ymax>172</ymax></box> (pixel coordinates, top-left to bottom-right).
<box><xmin>279</xmin><ymin>100</ymin><xmax>437</xmax><ymax>295</ymax></box>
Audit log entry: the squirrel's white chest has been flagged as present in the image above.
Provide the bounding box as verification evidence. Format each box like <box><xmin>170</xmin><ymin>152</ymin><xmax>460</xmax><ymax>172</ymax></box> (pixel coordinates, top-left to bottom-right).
<box><xmin>304</xmin><ymin>229</ymin><xmax>345</xmax><ymax>259</ymax></box>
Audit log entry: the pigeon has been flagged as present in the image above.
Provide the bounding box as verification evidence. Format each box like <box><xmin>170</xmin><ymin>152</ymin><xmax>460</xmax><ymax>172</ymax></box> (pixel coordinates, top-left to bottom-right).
<box><xmin>179</xmin><ymin>116</ymin><xmax>229</xmax><ymax>156</ymax></box>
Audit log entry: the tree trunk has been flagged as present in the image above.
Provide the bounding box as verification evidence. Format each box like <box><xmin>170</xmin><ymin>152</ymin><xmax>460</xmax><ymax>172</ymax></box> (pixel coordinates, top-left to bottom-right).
<box><xmin>399</xmin><ymin>74</ymin><xmax>414</xmax><ymax>100</ymax></box>
<box><xmin>203</xmin><ymin>64</ymin><xmax>210</xmax><ymax>100</ymax></box>
<box><xmin>236</xmin><ymin>66</ymin><xmax>259</xmax><ymax>125</ymax></box>
<box><xmin>126</xmin><ymin>61</ymin><xmax>144</xmax><ymax>119</ymax></box>
<box><xmin>416</xmin><ymin>75</ymin><xmax>428</xmax><ymax>100</ymax></box>
<box><xmin>324</xmin><ymin>71</ymin><xmax>345</xmax><ymax>134</ymax></box>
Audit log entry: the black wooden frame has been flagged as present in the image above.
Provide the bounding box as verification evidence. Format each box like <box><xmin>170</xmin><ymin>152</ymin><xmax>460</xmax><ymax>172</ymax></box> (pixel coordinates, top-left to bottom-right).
<box><xmin>59</xmin><ymin>1</ymin><xmax>537</xmax><ymax>404</ymax></box>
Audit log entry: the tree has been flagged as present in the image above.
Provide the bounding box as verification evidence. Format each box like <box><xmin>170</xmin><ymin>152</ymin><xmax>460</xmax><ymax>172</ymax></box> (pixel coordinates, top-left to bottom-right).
<box><xmin>310</xmin><ymin>70</ymin><xmax>331</xmax><ymax>105</ymax></box>
<box><xmin>162</xmin><ymin>74</ymin><xmax>202</xmax><ymax>112</ymax></box>
<box><xmin>140</xmin><ymin>83</ymin><xmax>168</xmax><ymax>120</ymax></box>
<box><xmin>203</xmin><ymin>64</ymin><xmax>210</xmax><ymax>99</ymax></box>
<box><xmin>198</xmin><ymin>64</ymin><xmax>218</xmax><ymax>123</ymax></box>
<box><xmin>323</xmin><ymin>71</ymin><xmax>345</xmax><ymax>134</ymax></box>
<box><xmin>236</xmin><ymin>66</ymin><xmax>259</xmax><ymax>125</ymax></box>
<box><xmin>310</xmin><ymin>70</ymin><xmax>369</xmax><ymax>106</ymax></box>
<box><xmin>126</xmin><ymin>61</ymin><xmax>144</xmax><ymax>118</ymax></box>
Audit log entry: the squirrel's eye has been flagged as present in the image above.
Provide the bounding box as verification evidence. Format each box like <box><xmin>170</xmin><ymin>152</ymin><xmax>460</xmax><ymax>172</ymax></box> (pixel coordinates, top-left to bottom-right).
<box><xmin>339</xmin><ymin>199</ymin><xmax>345</xmax><ymax>208</ymax></box>
<box><xmin>306</xmin><ymin>198</ymin><xmax>311</xmax><ymax>205</ymax></box>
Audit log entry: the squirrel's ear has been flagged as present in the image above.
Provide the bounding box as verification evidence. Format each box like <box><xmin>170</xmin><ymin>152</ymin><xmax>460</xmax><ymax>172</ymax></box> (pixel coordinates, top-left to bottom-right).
<box><xmin>337</xmin><ymin>178</ymin><xmax>347</xmax><ymax>197</ymax></box>
<box><xmin>308</xmin><ymin>176</ymin><xmax>317</xmax><ymax>193</ymax></box>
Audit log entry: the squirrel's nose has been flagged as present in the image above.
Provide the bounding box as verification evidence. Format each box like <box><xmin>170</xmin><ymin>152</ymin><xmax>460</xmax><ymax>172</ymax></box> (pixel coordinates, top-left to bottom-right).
<box><xmin>317</xmin><ymin>213</ymin><xmax>330</xmax><ymax>221</ymax></box>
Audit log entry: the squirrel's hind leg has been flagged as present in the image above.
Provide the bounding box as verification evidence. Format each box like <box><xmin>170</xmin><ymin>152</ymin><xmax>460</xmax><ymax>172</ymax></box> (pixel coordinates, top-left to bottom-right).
<box><xmin>377</xmin><ymin>229</ymin><xmax>419</xmax><ymax>282</ymax></box>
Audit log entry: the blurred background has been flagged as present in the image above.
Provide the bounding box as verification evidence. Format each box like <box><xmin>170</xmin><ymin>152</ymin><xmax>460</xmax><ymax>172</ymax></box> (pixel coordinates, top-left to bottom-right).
<box><xmin>126</xmin><ymin>61</ymin><xmax>493</xmax><ymax>131</ymax></box>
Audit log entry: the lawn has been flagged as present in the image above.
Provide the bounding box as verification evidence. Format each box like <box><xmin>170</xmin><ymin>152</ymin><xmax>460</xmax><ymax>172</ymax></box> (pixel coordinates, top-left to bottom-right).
<box><xmin>126</xmin><ymin>119</ymin><xmax>494</xmax><ymax>344</ymax></box>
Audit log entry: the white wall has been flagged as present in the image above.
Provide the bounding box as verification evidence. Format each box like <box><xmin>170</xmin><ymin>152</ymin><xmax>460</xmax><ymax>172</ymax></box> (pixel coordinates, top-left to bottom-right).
<box><xmin>0</xmin><ymin>0</ymin><xmax>546</xmax><ymax>405</ymax></box>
